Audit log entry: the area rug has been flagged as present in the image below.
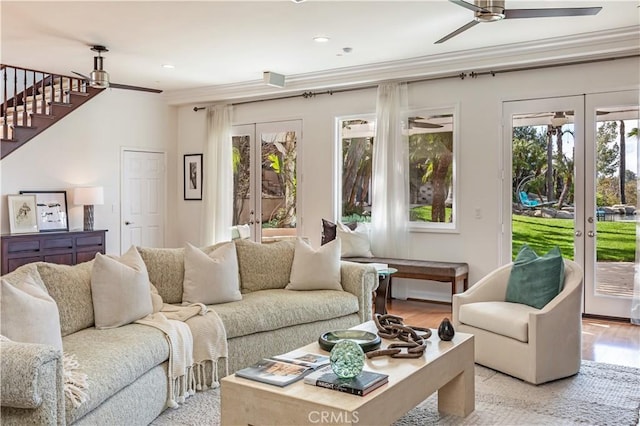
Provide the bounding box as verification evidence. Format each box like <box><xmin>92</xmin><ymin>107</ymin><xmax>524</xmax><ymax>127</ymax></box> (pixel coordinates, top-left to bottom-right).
<box><xmin>151</xmin><ymin>360</ymin><xmax>640</xmax><ymax>425</ymax></box>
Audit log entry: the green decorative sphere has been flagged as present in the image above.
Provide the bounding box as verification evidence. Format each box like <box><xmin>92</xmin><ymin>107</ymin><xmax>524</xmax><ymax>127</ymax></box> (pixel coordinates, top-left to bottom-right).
<box><xmin>330</xmin><ymin>339</ymin><xmax>365</xmax><ymax>379</ymax></box>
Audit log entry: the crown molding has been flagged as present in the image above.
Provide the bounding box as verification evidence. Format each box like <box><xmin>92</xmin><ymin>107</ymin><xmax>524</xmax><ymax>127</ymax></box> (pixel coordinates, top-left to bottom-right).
<box><xmin>163</xmin><ymin>26</ymin><xmax>640</xmax><ymax>106</ymax></box>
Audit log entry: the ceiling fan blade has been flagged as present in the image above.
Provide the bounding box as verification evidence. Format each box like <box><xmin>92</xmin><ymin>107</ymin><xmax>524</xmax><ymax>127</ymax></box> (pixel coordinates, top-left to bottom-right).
<box><xmin>435</xmin><ymin>20</ymin><xmax>479</xmax><ymax>44</ymax></box>
<box><xmin>504</xmin><ymin>7</ymin><xmax>602</xmax><ymax>19</ymax></box>
<box><xmin>449</xmin><ymin>0</ymin><xmax>488</xmax><ymax>13</ymax></box>
<box><xmin>72</xmin><ymin>71</ymin><xmax>90</xmax><ymax>81</ymax></box>
<box><xmin>109</xmin><ymin>82</ymin><xmax>163</xmax><ymax>93</ymax></box>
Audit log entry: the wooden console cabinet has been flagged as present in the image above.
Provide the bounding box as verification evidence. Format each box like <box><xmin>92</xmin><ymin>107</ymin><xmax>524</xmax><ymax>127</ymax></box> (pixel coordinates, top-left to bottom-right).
<box><xmin>1</xmin><ymin>229</ymin><xmax>106</xmax><ymax>275</ymax></box>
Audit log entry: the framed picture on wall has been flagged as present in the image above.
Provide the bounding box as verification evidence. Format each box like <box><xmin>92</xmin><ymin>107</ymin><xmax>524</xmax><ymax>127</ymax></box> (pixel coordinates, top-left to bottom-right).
<box><xmin>184</xmin><ymin>153</ymin><xmax>203</xmax><ymax>200</ymax></box>
<box><xmin>7</xmin><ymin>194</ymin><xmax>39</xmax><ymax>234</ymax></box>
<box><xmin>19</xmin><ymin>190</ymin><xmax>69</xmax><ymax>232</ymax></box>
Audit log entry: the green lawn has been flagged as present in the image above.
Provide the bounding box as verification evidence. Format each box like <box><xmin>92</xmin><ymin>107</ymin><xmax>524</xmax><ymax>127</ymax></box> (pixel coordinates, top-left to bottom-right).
<box><xmin>410</xmin><ymin>206</ymin><xmax>453</xmax><ymax>222</ymax></box>
<box><xmin>512</xmin><ymin>215</ymin><xmax>635</xmax><ymax>262</ymax></box>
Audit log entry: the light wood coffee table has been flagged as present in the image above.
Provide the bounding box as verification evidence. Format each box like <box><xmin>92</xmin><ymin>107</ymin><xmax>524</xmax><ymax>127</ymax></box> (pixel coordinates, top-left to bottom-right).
<box><xmin>221</xmin><ymin>321</ymin><xmax>474</xmax><ymax>425</ymax></box>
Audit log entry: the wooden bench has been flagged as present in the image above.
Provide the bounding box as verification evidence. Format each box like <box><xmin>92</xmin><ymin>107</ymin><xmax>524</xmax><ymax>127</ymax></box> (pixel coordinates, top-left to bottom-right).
<box><xmin>343</xmin><ymin>257</ymin><xmax>469</xmax><ymax>314</ymax></box>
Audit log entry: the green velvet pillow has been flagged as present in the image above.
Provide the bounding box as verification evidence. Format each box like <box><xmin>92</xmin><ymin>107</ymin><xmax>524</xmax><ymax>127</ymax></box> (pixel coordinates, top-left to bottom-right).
<box><xmin>505</xmin><ymin>245</ymin><xmax>565</xmax><ymax>309</ymax></box>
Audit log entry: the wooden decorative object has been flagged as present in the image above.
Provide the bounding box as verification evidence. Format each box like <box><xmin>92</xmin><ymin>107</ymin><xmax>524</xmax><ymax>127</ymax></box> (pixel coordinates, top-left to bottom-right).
<box><xmin>367</xmin><ymin>313</ymin><xmax>431</xmax><ymax>359</ymax></box>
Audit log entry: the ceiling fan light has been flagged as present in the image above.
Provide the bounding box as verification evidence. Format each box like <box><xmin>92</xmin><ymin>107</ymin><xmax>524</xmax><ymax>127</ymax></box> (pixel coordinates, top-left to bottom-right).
<box><xmin>474</xmin><ymin>0</ymin><xmax>505</xmax><ymax>22</ymax></box>
<box><xmin>90</xmin><ymin>70</ymin><xmax>109</xmax><ymax>88</ymax></box>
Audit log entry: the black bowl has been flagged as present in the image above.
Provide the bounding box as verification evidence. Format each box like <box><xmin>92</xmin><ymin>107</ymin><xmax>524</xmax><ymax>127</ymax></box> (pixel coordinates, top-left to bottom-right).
<box><xmin>318</xmin><ymin>330</ymin><xmax>381</xmax><ymax>353</ymax></box>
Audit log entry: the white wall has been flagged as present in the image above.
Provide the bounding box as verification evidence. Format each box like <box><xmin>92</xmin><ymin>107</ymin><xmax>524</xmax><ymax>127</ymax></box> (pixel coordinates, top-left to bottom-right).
<box><xmin>1</xmin><ymin>88</ymin><xmax>178</xmax><ymax>255</ymax></box>
<box><xmin>174</xmin><ymin>57</ymin><xmax>639</xmax><ymax>302</ymax></box>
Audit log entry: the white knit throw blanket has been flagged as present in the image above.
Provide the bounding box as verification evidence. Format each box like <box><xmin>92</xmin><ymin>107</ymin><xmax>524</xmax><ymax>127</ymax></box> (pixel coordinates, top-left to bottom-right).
<box><xmin>135</xmin><ymin>303</ymin><xmax>228</xmax><ymax>408</ymax></box>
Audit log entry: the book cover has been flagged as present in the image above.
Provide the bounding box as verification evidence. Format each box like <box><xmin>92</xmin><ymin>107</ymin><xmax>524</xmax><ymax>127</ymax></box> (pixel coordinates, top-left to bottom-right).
<box><xmin>304</xmin><ymin>366</ymin><xmax>389</xmax><ymax>396</ymax></box>
<box><xmin>271</xmin><ymin>349</ymin><xmax>330</xmax><ymax>369</ymax></box>
<box><xmin>235</xmin><ymin>359</ymin><xmax>314</xmax><ymax>387</ymax></box>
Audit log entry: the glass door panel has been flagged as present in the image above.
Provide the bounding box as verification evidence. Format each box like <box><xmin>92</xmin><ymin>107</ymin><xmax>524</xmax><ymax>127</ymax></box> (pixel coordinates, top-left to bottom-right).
<box><xmin>504</xmin><ymin>96</ymin><xmax>583</xmax><ymax>266</ymax></box>
<box><xmin>231</xmin><ymin>124</ymin><xmax>255</xmax><ymax>239</ymax></box>
<box><xmin>257</xmin><ymin>121</ymin><xmax>301</xmax><ymax>243</ymax></box>
<box><xmin>584</xmin><ymin>91</ymin><xmax>639</xmax><ymax>317</ymax></box>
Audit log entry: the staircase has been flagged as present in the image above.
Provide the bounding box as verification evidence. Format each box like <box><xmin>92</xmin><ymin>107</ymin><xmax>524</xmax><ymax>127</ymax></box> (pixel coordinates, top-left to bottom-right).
<box><xmin>1</xmin><ymin>65</ymin><xmax>104</xmax><ymax>159</ymax></box>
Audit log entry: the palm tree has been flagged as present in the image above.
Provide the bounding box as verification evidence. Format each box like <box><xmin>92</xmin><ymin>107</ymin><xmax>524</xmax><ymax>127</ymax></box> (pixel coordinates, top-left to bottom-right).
<box><xmin>410</xmin><ymin>132</ymin><xmax>453</xmax><ymax>222</ymax></box>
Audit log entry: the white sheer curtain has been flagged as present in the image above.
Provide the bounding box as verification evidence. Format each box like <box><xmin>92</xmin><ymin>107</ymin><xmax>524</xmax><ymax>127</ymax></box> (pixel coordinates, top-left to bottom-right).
<box><xmin>200</xmin><ymin>104</ymin><xmax>233</xmax><ymax>245</ymax></box>
<box><xmin>370</xmin><ymin>82</ymin><xmax>409</xmax><ymax>258</ymax></box>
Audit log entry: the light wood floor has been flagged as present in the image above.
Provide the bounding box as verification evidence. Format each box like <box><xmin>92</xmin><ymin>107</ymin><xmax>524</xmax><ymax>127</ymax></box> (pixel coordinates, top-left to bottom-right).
<box><xmin>387</xmin><ymin>299</ymin><xmax>640</xmax><ymax>369</ymax></box>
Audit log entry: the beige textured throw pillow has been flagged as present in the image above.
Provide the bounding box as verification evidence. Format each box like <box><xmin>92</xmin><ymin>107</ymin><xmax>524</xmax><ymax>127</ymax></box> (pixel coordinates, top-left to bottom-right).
<box><xmin>0</xmin><ymin>274</ymin><xmax>63</xmax><ymax>351</ymax></box>
<box><xmin>182</xmin><ymin>242</ymin><xmax>242</xmax><ymax>305</ymax></box>
<box><xmin>91</xmin><ymin>246</ymin><xmax>153</xmax><ymax>329</ymax></box>
<box><xmin>235</xmin><ymin>239</ymin><xmax>295</xmax><ymax>293</ymax></box>
<box><xmin>286</xmin><ymin>238</ymin><xmax>343</xmax><ymax>291</ymax></box>
<box><xmin>337</xmin><ymin>222</ymin><xmax>373</xmax><ymax>257</ymax></box>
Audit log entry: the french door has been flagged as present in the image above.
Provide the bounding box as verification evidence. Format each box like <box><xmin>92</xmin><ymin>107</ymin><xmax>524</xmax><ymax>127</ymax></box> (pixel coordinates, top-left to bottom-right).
<box><xmin>502</xmin><ymin>91</ymin><xmax>638</xmax><ymax>318</ymax></box>
<box><xmin>231</xmin><ymin>120</ymin><xmax>302</xmax><ymax>243</ymax></box>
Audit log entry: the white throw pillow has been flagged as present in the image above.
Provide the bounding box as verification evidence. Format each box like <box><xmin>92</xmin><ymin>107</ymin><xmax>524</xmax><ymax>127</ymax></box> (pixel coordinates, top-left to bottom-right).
<box><xmin>182</xmin><ymin>242</ymin><xmax>242</xmax><ymax>305</ymax></box>
<box><xmin>286</xmin><ymin>238</ymin><xmax>343</xmax><ymax>291</ymax></box>
<box><xmin>91</xmin><ymin>246</ymin><xmax>153</xmax><ymax>329</ymax></box>
<box><xmin>337</xmin><ymin>222</ymin><xmax>373</xmax><ymax>257</ymax></box>
<box><xmin>0</xmin><ymin>274</ymin><xmax>63</xmax><ymax>351</ymax></box>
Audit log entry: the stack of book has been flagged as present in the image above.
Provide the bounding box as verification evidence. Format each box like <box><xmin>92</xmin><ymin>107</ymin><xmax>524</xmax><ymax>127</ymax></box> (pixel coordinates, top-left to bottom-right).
<box><xmin>235</xmin><ymin>349</ymin><xmax>330</xmax><ymax>387</ymax></box>
<box><xmin>304</xmin><ymin>365</ymin><xmax>389</xmax><ymax>396</ymax></box>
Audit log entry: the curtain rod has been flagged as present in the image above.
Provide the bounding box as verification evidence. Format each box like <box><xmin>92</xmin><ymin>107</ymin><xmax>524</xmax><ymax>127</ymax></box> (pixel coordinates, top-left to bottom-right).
<box><xmin>193</xmin><ymin>54</ymin><xmax>639</xmax><ymax>112</ymax></box>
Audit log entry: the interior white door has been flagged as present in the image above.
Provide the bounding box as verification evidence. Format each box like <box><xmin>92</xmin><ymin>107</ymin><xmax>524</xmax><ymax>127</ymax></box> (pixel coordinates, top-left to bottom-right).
<box><xmin>121</xmin><ymin>150</ymin><xmax>165</xmax><ymax>252</ymax></box>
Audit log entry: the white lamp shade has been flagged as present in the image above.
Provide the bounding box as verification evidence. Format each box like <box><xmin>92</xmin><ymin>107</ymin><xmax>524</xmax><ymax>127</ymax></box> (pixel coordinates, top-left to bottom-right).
<box><xmin>74</xmin><ymin>187</ymin><xmax>104</xmax><ymax>205</ymax></box>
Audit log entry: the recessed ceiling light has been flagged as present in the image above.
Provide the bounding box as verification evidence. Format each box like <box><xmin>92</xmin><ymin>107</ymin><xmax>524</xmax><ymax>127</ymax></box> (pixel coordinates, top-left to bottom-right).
<box><xmin>162</xmin><ymin>64</ymin><xmax>175</xmax><ymax>69</ymax></box>
<box><xmin>313</xmin><ymin>36</ymin><xmax>330</xmax><ymax>43</ymax></box>
<box><xmin>291</xmin><ymin>0</ymin><xmax>306</xmax><ymax>3</ymax></box>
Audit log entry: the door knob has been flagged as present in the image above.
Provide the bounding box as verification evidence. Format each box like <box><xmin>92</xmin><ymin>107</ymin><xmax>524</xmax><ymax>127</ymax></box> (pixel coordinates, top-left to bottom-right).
<box><xmin>575</xmin><ymin>230</ymin><xmax>583</xmax><ymax>237</ymax></box>
<box><xmin>587</xmin><ymin>231</ymin><xmax>595</xmax><ymax>237</ymax></box>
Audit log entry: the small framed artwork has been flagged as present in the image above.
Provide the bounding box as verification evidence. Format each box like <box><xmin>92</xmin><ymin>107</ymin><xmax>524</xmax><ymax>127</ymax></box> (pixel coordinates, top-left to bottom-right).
<box><xmin>7</xmin><ymin>194</ymin><xmax>39</xmax><ymax>234</ymax></box>
<box><xmin>19</xmin><ymin>190</ymin><xmax>69</xmax><ymax>232</ymax></box>
<box><xmin>184</xmin><ymin>153</ymin><xmax>203</xmax><ymax>200</ymax></box>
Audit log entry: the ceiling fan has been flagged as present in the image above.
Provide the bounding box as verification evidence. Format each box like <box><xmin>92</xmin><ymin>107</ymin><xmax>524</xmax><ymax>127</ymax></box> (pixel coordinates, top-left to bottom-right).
<box><xmin>72</xmin><ymin>45</ymin><xmax>162</xmax><ymax>93</ymax></box>
<box><xmin>435</xmin><ymin>0</ymin><xmax>602</xmax><ymax>44</ymax></box>
<box><xmin>73</xmin><ymin>45</ymin><xmax>110</xmax><ymax>89</ymax></box>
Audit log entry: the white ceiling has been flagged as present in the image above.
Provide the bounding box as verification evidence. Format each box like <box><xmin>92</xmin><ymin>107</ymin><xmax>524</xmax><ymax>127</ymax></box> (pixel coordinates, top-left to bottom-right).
<box><xmin>1</xmin><ymin>0</ymin><xmax>639</xmax><ymax>98</ymax></box>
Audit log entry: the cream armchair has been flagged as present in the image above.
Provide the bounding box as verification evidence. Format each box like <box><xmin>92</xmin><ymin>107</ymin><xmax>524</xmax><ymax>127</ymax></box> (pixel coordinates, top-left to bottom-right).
<box><xmin>452</xmin><ymin>259</ymin><xmax>583</xmax><ymax>385</ymax></box>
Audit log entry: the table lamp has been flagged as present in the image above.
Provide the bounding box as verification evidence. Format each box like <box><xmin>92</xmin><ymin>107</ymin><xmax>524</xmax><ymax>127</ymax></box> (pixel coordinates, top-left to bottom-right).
<box><xmin>74</xmin><ymin>186</ymin><xmax>104</xmax><ymax>231</ymax></box>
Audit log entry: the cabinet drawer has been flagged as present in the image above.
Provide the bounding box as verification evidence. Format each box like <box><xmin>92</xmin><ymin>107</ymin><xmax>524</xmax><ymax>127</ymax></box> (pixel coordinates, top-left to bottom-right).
<box><xmin>8</xmin><ymin>256</ymin><xmax>43</xmax><ymax>271</ymax></box>
<box><xmin>44</xmin><ymin>254</ymin><xmax>74</xmax><ymax>265</ymax></box>
<box><xmin>77</xmin><ymin>251</ymin><xmax>100</xmax><ymax>264</ymax></box>
<box><xmin>77</xmin><ymin>236</ymin><xmax>103</xmax><ymax>247</ymax></box>
<box><xmin>7</xmin><ymin>240</ymin><xmax>40</xmax><ymax>253</ymax></box>
<box><xmin>43</xmin><ymin>238</ymin><xmax>74</xmax><ymax>250</ymax></box>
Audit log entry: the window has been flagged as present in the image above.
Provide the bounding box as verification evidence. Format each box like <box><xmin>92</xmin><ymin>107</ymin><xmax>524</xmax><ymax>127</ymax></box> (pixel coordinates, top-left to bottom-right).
<box><xmin>337</xmin><ymin>107</ymin><xmax>457</xmax><ymax>230</ymax></box>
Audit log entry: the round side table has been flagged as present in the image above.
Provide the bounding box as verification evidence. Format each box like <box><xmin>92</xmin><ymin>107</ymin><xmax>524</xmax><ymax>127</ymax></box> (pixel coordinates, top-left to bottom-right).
<box><xmin>374</xmin><ymin>267</ymin><xmax>397</xmax><ymax>315</ymax></box>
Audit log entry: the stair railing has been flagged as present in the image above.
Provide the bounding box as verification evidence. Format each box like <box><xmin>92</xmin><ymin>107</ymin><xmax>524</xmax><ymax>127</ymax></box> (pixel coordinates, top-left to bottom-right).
<box><xmin>1</xmin><ymin>64</ymin><xmax>88</xmax><ymax>140</ymax></box>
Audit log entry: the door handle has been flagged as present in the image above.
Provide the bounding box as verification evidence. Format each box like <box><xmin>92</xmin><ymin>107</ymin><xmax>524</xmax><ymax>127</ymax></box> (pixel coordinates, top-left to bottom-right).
<box><xmin>575</xmin><ymin>230</ymin><xmax>583</xmax><ymax>237</ymax></box>
<box><xmin>587</xmin><ymin>231</ymin><xmax>595</xmax><ymax>238</ymax></box>
<box><xmin>125</xmin><ymin>221</ymin><xmax>134</xmax><ymax>225</ymax></box>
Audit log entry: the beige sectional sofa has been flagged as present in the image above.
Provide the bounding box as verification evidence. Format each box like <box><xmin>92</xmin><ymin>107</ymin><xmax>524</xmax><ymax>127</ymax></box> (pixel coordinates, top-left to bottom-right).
<box><xmin>0</xmin><ymin>239</ymin><xmax>377</xmax><ymax>425</ymax></box>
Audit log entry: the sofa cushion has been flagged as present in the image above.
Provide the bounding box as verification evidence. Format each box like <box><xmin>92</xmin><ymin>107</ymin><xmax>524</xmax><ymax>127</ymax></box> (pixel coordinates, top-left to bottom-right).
<box><xmin>139</xmin><ymin>243</ymin><xmax>225</xmax><ymax>304</ymax></box>
<box><xmin>286</xmin><ymin>238</ymin><xmax>342</xmax><ymax>291</ymax></box>
<box><xmin>61</xmin><ymin>324</ymin><xmax>169</xmax><ymax>424</ymax></box>
<box><xmin>1</xmin><ymin>272</ymin><xmax>63</xmax><ymax>351</ymax></box>
<box><xmin>182</xmin><ymin>242</ymin><xmax>242</xmax><ymax>305</ymax></box>
<box><xmin>506</xmin><ymin>245</ymin><xmax>564</xmax><ymax>309</ymax></box>
<box><xmin>36</xmin><ymin>261</ymin><xmax>94</xmax><ymax>337</ymax></box>
<box><xmin>211</xmin><ymin>289</ymin><xmax>359</xmax><ymax>339</ymax></box>
<box><xmin>235</xmin><ymin>239</ymin><xmax>295</xmax><ymax>293</ymax></box>
<box><xmin>91</xmin><ymin>246</ymin><xmax>153</xmax><ymax>329</ymax></box>
<box><xmin>458</xmin><ymin>301</ymin><xmax>538</xmax><ymax>342</ymax></box>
